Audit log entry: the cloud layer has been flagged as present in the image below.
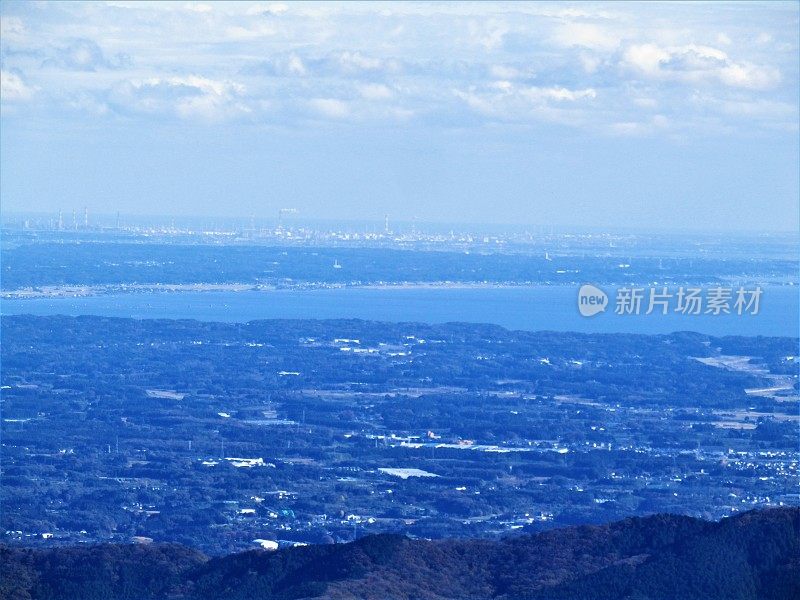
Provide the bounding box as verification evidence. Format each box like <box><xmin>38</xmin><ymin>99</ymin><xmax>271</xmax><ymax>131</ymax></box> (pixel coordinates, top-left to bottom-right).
<box><xmin>1</xmin><ymin>1</ymin><xmax>797</xmax><ymax>136</ymax></box>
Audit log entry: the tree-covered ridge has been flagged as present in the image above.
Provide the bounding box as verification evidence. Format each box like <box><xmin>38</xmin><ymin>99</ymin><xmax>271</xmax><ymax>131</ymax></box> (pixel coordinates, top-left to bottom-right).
<box><xmin>1</xmin><ymin>508</ymin><xmax>797</xmax><ymax>600</ymax></box>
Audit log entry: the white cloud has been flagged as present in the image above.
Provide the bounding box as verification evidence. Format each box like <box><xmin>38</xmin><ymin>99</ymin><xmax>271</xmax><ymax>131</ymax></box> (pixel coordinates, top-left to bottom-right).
<box><xmin>286</xmin><ymin>54</ymin><xmax>307</xmax><ymax>76</ymax></box>
<box><xmin>0</xmin><ymin>70</ymin><xmax>35</xmax><ymax>102</ymax></box>
<box><xmin>36</xmin><ymin>38</ymin><xmax>131</xmax><ymax>72</ymax></box>
<box><xmin>224</xmin><ymin>22</ymin><xmax>277</xmax><ymax>41</ymax></box>
<box><xmin>609</xmin><ymin>114</ymin><xmax>670</xmax><ymax>136</ymax></box>
<box><xmin>335</xmin><ymin>51</ymin><xmax>388</xmax><ymax>73</ymax></box>
<box><xmin>248</xmin><ymin>54</ymin><xmax>307</xmax><ymax>77</ymax></box>
<box><xmin>490</xmin><ymin>65</ymin><xmax>525</xmax><ymax>80</ymax></box>
<box><xmin>358</xmin><ymin>83</ymin><xmax>393</xmax><ymax>100</ymax></box>
<box><xmin>632</xmin><ymin>96</ymin><xmax>658</xmax><ymax>109</ymax></box>
<box><xmin>176</xmin><ymin>93</ymin><xmax>249</xmax><ymax>120</ymax></box>
<box><xmin>308</xmin><ymin>98</ymin><xmax>349</xmax><ymax>119</ymax></box>
<box><xmin>552</xmin><ymin>22</ymin><xmax>620</xmax><ymax>52</ymax></box>
<box><xmin>578</xmin><ymin>53</ymin><xmax>603</xmax><ymax>74</ymax></box>
<box><xmin>623</xmin><ymin>43</ymin><xmax>672</xmax><ymax>76</ymax></box>
<box><xmin>717</xmin><ymin>62</ymin><xmax>780</xmax><ymax>90</ymax></box>
<box><xmin>622</xmin><ymin>43</ymin><xmax>780</xmax><ymax>90</ymax></box>
<box><xmin>455</xmin><ymin>82</ymin><xmax>596</xmax><ymax>125</ymax></box>
<box><xmin>183</xmin><ymin>3</ymin><xmax>212</xmax><ymax>14</ymax></box>
<box><xmin>110</xmin><ymin>75</ymin><xmax>248</xmax><ymax>120</ymax></box>
<box><xmin>755</xmin><ymin>32</ymin><xmax>773</xmax><ymax>45</ymax></box>
<box><xmin>246</xmin><ymin>3</ymin><xmax>289</xmax><ymax>16</ymax></box>
<box><xmin>471</xmin><ymin>19</ymin><xmax>509</xmax><ymax>51</ymax></box>
<box><xmin>0</xmin><ymin>15</ymin><xmax>25</xmax><ymax>40</ymax></box>
<box><xmin>67</xmin><ymin>92</ymin><xmax>109</xmax><ymax>115</ymax></box>
<box><xmin>537</xmin><ymin>7</ymin><xmax>619</xmax><ymax>20</ymax></box>
<box><xmin>522</xmin><ymin>86</ymin><xmax>597</xmax><ymax>102</ymax></box>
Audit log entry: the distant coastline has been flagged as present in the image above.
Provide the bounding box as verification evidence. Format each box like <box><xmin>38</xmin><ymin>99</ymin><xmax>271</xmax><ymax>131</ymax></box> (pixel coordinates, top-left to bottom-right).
<box><xmin>0</xmin><ymin>281</ymin><xmax>574</xmax><ymax>300</ymax></box>
<box><xmin>4</xmin><ymin>279</ymin><xmax>796</xmax><ymax>300</ymax></box>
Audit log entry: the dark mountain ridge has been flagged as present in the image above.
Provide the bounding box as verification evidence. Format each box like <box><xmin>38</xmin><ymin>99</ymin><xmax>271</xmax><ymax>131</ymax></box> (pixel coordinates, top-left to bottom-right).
<box><xmin>2</xmin><ymin>507</ymin><xmax>798</xmax><ymax>600</ymax></box>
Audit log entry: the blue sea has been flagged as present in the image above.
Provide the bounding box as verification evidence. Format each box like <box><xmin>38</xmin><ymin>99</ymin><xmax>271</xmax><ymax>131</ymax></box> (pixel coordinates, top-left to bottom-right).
<box><xmin>2</xmin><ymin>285</ymin><xmax>797</xmax><ymax>337</ymax></box>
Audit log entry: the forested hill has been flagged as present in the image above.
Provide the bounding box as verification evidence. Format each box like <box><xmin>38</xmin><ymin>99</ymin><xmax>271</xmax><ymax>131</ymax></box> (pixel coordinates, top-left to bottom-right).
<box><xmin>1</xmin><ymin>508</ymin><xmax>798</xmax><ymax>600</ymax></box>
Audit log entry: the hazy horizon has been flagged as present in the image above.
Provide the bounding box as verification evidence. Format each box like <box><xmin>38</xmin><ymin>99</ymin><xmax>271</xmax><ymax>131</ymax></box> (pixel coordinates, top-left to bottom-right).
<box><xmin>5</xmin><ymin>207</ymin><xmax>800</xmax><ymax>236</ymax></box>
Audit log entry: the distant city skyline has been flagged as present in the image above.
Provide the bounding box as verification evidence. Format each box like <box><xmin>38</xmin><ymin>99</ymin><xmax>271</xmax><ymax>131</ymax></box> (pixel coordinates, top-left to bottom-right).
<box><xmin>1</xmin><ymin>1</ymin><xmax>798</xmax><ymax>232</ymax></box>
<box><xmin>6</xmin><ymin>207</ymin><xmax>800</xmax><ymax>236</ymax></box>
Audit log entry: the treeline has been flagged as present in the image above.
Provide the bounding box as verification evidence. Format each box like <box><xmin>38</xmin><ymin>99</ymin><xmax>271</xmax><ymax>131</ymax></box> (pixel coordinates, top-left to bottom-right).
<box><xmin>3</xmin><ymin>241</ymin><xmax>792</xmax><ymax>289</ymax></box>
<box><xmin>1</xmin><ymin>508</ymin><xmax>797</xmax><ymax>599</ymax></box>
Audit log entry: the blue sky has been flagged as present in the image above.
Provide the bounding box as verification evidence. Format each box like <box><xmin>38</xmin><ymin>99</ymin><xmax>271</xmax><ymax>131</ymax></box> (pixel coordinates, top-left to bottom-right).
<box><xmin>1</xmin><ymin>1</ymin><xmax>798</xmax><ymax>231</ymax></box>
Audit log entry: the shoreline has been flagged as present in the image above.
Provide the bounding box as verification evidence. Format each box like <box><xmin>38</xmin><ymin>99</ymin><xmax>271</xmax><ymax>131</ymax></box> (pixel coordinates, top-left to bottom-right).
<box><xmin>2</xmin><ymin>279</ymin><xmax>796</xmax><ymax>300</ymax></box>
<box><xmin>0</xmin><ymin>281</ymin><xmax>568</xmax><ymax>300</ymax></box>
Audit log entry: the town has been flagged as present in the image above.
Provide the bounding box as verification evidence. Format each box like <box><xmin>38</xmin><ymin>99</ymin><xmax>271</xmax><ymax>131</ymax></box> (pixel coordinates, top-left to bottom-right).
<box><xmin>2</xmin><ymin>315</ymin><xmax>796</xmax><ymax>555</ymax></box>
